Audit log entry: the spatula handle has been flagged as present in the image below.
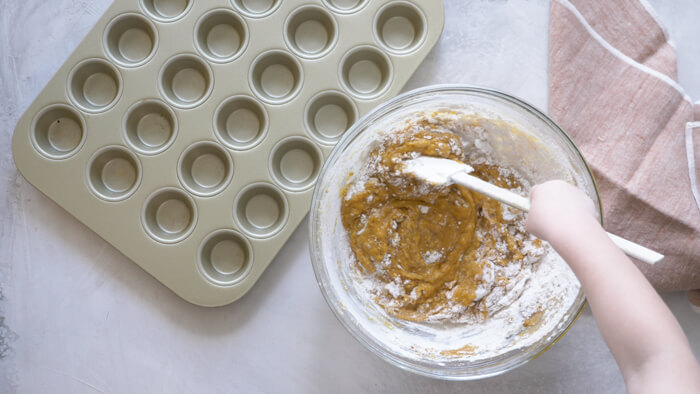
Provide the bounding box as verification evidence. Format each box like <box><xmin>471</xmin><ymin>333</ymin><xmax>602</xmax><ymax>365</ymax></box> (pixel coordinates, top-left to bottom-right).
<box><xmin>452</xmin><ymin>171</ymin><xmax>532</xmax><ymax>211</ymax></box>
<box><xmin>450</xmin><ymin>172</ymin><xmax>664</xmax><ymax>265</ymax></box>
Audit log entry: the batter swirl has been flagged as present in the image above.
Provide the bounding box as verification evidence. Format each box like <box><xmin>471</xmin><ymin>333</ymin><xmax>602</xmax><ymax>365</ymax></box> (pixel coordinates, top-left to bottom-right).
<box><xmin>341</xmin><ymin>121</ymin><xmax>542</xmax><ymax>322</ymax></box>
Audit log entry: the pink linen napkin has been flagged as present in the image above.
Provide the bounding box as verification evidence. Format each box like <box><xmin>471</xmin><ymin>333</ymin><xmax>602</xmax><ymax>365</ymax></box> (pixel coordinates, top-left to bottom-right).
<box><xmin>549</xmin><ymin>0</ymin><xmax>700</xmax><ymax>308</ymax></box>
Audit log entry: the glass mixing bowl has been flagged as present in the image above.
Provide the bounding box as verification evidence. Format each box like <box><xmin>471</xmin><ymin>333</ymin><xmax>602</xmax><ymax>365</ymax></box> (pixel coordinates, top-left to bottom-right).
<box><xmin>309</xmin><ymin>85</ymin><xmax>601</xmax><ymax>380</ymax></box>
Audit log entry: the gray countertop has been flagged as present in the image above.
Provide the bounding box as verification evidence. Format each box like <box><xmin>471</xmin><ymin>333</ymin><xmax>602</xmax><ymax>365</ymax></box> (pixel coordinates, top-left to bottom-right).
<box><xmin>1</xmin><ymin>0</ymin><xmax>699</xmax><ymax>393</ymax></box>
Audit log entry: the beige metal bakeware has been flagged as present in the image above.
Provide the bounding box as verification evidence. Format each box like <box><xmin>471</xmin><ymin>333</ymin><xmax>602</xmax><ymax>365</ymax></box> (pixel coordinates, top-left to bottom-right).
<box><xmin>12</xmin><ymin>0</ymin><xmax>445</xmax><ymax>306</ymax></box>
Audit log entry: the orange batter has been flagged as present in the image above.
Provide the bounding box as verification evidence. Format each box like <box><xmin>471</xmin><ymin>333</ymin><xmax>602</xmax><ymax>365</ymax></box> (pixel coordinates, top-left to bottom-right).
<box><xmin>341</xmin><ymin>123</ymin><xmax>536</xmax><ymax>322</ymax></box>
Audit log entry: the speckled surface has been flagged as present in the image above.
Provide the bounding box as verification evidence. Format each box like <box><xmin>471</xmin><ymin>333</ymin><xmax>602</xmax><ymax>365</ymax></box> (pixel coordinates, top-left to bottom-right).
<box><xmin>1</xmin><ymin>1</ymin><xmax>698</xmax><ymax>392</ymax></box>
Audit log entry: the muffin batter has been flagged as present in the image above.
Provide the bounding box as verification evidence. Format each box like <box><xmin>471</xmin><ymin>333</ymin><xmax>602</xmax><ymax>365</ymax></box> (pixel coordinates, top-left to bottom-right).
<box><xmin>341</xmin><ymin>118</ymin><xmax>544</xmax><ymax>322</ymax></box>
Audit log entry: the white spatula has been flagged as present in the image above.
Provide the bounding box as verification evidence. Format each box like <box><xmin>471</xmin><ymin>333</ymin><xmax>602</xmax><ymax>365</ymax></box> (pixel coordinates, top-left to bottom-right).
<box><xmin>402</xmin><ymin>156</ymin><xmax>664</xmax><ymax>265</ymax></box>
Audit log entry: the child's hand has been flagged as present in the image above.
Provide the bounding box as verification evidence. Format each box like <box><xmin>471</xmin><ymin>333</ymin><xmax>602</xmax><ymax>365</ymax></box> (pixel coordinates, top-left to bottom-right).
<box><xmin>525</xmin><ymin>180</ymin><xmax>598</xmax><ymax>243</ymax></box>
<box><xmin>526</xmin><ymin>181</ymin><xmax>700</xmax><ymax>392</ymax></box>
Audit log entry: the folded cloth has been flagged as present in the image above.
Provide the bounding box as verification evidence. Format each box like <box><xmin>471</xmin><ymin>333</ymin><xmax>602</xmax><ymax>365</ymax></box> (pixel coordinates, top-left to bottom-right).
<box><xmin>549</xmin><ymin>0</ymin><xmax>700</xmax><ymax>307</ymax></box>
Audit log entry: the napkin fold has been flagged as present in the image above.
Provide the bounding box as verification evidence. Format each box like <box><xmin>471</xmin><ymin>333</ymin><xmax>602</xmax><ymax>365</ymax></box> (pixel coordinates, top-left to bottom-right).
<box><xmin>549</xmin><ymin>0</ymin><xmax>700</xmax><ymax>307</ymax></box>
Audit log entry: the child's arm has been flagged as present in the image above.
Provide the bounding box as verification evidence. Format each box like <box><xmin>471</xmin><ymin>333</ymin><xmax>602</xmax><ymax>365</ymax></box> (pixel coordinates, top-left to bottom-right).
<box><xmin>525</xmin><ymin>180</ymin><xmax>700</xmax><ymax>394</ymax></box>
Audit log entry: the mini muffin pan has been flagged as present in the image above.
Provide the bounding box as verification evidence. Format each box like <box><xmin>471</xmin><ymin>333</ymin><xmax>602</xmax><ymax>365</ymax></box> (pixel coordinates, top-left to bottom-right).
<box><xmin>12</xmin><ymin>0</ymin><xmax>444</xmax><ymax>306</ymax></box>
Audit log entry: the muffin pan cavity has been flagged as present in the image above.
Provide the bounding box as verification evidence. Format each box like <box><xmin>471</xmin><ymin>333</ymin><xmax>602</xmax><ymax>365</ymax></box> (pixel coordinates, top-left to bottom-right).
<box><xmin>141</xmin><ymin>0</ymin><xmax>193</xmax><ymax>23</ymax></box>
<box><xmin>124</xmin><ymin>99</ymin><xmax>177</xmax><ymax>155</ymax></box>
<box><xmin>234</xmin><ymin>183</ymin><xmax>289</xmax><ymax>238</ymax></box>
<box><xmin>305</xmin><ymin>90</ymin><xmax>358</xmax><ymax>144</ymax></box>
<box><xmin>340</xmin><ymin>46</ymin><xmax>393</xmax><ymax>99</ymax></box>
<box><xmin>11</xmin><ymin>0</ymin><xmax>444</xmax><ymax>307</ymax></box>
<box><xmin>285</xmin><ymin>6</ymin><xmax>338</xmax><ymax>59</ymax></box>
<box><xmin>159</xmin><ymin>54</ymin><xmax>213</xmax><ymax>109</ymax></box>
<box><xmin>178</xmin><ymin>141</ymin><xmax>234</xmax><ymax>197</ymax></box>
<box><xmin>323</xmin><ymin>0</ymin><xmax>369</xmax><ymax>15</ymax></box>
<box><xmin>374</xmin><ymin>2</ymin><xmax>427</xmax><ymax>54</ymax></box>
<box><xmin>270</xmin><ymin>136</ymin><xmax>323</xmax><ymax>191</ymax></box>
<box><xmin>68</xmin><ymin>58</ymin><xmax>122</xmax><ymax>113</ymax></box>
<box><xmin>214</xmin><ymin>95</ymin><xmax>268</xmax><ymax>150</ymax></box>
<box><xmin>198</xmin><ymin>229</ymin><xmax>253</xmax><ymax>286</ymax></box>
<box><xmin>87</xmin><ymin>146</ymin><xmax>142</xmax><ymax>202</ymax></box>
<box><xmin>104</xmin><ymin>13</ymin><xmax>158</xmax><ymax>68</ymax></box>
<box><xmin>232</xmin><ymin>0</ymin><xmax>281</xmax><ymax>18</ymax></box>
<box><xmin>250</xmin><ymin>50</ymin><xmax>303</xmax><ymax>105</ymax></box>
<box><xmin>195</xmin><ymin>9</ymin><xmax>249</xmax><ymax>64</ymax></box>
<box><xmin>143</xmin><ymin>187</ymin><xmax>197</xmax><ymax>243</ymax></box>
<box><xmin>31</xmin><ymin>104</ymin><xmax>87</xmax><ymax>160</ymax></box>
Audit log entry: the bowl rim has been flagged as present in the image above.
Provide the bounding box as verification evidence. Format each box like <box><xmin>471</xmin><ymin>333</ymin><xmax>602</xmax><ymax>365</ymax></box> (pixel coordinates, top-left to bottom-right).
<box><xmin>308</xmin><ymin>84</ymin><xmax>601</xmax><ymax>380</ymax></box>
